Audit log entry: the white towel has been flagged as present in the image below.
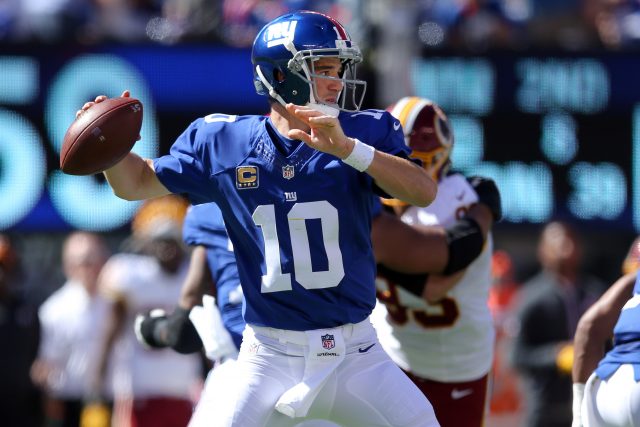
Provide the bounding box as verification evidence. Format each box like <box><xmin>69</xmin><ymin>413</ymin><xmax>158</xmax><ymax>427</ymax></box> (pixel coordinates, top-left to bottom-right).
<box><xmin>189</xmin><ymin>295</ymin><xmax>238</xmax><ymax>362</ymax></box>
<box><xmin>275</xmin><ymin>328</ymin><xmax>346</xmax><ymax>418</ymax></box>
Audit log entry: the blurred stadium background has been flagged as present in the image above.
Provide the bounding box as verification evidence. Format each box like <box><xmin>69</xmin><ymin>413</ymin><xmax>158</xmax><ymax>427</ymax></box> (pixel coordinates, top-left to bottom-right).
<box><xmin>2</xmin><ymin>0</ymin><xmax>640</xmax><ymax>312</ymax></box>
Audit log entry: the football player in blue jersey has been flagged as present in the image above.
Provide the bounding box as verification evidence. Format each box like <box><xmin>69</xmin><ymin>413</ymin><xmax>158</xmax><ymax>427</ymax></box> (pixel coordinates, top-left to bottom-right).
<box><xmin>77</xmin><ymin>10</ymin><xmax>440</xmax><ymax>427</ymax></box>
<box><xmin>136</xmin><ymin>190</ymin><xmax>496</xmax><ymax>426</ymax></box>
<box><xmin>572</xmin><ymin>237</ymin><xmax>640</xmax><ymax>427</ymax></box>
<box><xmin>138</xmin><ymin>202</ymin><xmax>344</xmax><ymax>427</ymax></box>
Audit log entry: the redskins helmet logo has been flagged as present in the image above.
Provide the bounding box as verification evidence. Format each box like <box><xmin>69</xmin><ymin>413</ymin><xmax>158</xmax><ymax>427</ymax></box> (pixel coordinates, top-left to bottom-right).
<box><xmin>389</xmin><ymin>97</ymin><xmax>453</xmax><ymax>181</ymax></box>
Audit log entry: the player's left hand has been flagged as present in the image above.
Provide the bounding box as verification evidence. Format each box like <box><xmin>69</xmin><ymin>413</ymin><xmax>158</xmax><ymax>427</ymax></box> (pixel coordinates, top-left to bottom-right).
<box><xmin>286</xmin><ymin>103</ymin><xmax>354</xmax><ymax>159</ymax></box>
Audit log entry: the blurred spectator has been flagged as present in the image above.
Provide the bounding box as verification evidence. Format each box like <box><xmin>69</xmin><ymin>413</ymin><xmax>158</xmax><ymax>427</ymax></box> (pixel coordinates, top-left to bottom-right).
<box><xmin>0</xmin><ymin>234</ymin><xmax>42</xmax><ymax>427</ymax></box>
<box><xmin>217</xmin><ymin>0</ymin><xmax>347</xmax><ymax>47</ymax></box>
<box><xmin>30</xmin><ymin>232</ymin><xmax>112</xmax><ymax>427</ymax></box>
<box><xmin>0</xmin><ymin>0</ymin><xmax>633</xmax><ymax>50</ymax></box>
<box><xmin>0</xmin><ymin>0</ymin><xmax>20</xmax><ymax>40</ymax></box>
<box><xmin>92</xmin><ymin>195</ymin><xmax>203</xmax><ymax>427</ymax></box>
<box><xmin>511</xmin><ymin>221</ymin><xmax>605</xmax><ymax>427</ymax></box>
<box><xmin>486</xmin><ymin>250</ymin><xmax>525</xmax><ymax>427</ymax></box>
<box><xmin>584</xmin><ymin>0</ymin><xmax>640</xmax><ymax>49</ymax></box>
<box><xmin>523</xmin><ymin>0</ymin><xmax>601</xmax><ymax>50</ymax></box>
<box><xmin>146</xmin><ymin>0</ymin><xmax>222</xmax><ymax>44</ymax></box>
<box><xmin>414</xmin><ymin>0</ymin><xmax>528</xmax><ymax>51</ymax></box>
<box><xmin>14</xmin><ymin>0</ymin><xmax>93</xmax><ymax>43</ymax></box>
<box><xmin>83</xmin><ymin>0</ymin><xmax>161</xmax><ymax>43</ymax></box>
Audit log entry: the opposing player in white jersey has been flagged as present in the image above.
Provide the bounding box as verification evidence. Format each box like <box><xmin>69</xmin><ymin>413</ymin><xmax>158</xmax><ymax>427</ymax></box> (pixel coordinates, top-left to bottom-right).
<box><xmin>371</xmin><ymin>97</ymin><xmax>501</xmax><ymax>427</ymax></box>
<box><xmin>77</xmin><ymin>10</ymin><xmax>441</xmax><ymax>427</ymax></box>
<box><xmin>92</xmin><ymin>195</ymin><xmax>202</xmax><ymax>427</ymax></box>
<box><xmin>572</xmin><ymin>237</ymin><xmax>640</xmax><ymax>427</ymax></box>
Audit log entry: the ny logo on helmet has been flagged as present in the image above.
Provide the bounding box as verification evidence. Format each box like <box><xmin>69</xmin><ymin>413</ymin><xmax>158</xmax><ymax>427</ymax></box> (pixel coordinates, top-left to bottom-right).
<box><xmin>266</xmin><ymin>21</ymin><xmax>297</xmax><ymax>47</ymax></box>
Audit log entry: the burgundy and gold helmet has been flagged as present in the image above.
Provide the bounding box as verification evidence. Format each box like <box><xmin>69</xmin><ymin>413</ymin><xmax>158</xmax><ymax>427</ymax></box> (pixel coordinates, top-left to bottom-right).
<box><xmin>132</xmin><ymin>194</ymin><xmax>190</xmax><ymax>241</ymax></box>
<box><xmin>387</xmin><ymin>96</ymin><xmax>454</xmax><ymax>182</ymax></box>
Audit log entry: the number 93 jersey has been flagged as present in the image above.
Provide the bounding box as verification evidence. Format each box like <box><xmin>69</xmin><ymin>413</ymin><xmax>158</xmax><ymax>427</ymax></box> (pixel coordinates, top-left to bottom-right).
<box><xmin>153</xmin><ymin>110</ymin><xmax>409</xmax><ymax>331</ymax></box>
<box><xmin>372</xmin><ymin>173</ymin><xmax>495</xmax><ymax>382</ymax></box>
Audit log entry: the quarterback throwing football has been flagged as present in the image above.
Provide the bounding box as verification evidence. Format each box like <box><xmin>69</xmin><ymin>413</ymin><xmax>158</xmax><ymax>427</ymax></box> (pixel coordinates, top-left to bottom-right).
<box><xmin>77</xmin><ymin>10</ymin><xmax>440</xmax><ymax>427</ymax></box>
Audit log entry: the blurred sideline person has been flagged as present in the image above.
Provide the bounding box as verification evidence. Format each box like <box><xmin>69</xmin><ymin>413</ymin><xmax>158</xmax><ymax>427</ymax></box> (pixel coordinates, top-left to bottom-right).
<box><xmin>31</xmin><ymin>232</ymin><xmax>113</xmax><ymax>427</ymax></box>
<box><xmin>511</xmin><ymin>221</ymin><xmax>604</xmax><ymax>427</ymax></box>
<box><xmin>77</xmin><ymin>10</ymin><xmax>442</xmax><ymax>427</ymax></box>
<box><xmin>572</xmin><ymin>237</ymin><xmax>640</xmax><ymax>427</ymax></box>
<box><xmin>486</xmin><ymin>250</ymin><xmax>526</xmax><ymax>427</ymax></box>
<box><xmin>0</xmin><ymin>234</ymin><xmax>42</xmax><ymax>427</ymax></box>
<box><xmin>136</xmin><ymin>202</ymin><xmax>244</xmax><ymax>427</ymax></box>
<box><xmin>370</xmin><ymin>97</ymin><xmax>502</xmax><ymax>427</ymax></box>
<box><xmin>92</xmin><ymin>195</ymin><xmax>203</xmax><ymax>427</ymax></box>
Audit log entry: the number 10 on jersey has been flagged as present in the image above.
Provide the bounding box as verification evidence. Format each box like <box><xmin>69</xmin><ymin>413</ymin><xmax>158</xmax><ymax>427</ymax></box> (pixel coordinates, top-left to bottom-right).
<box><xmin>253</xmin><ymin>201</ymin><xmax>345</xmax><ymax>293</ymax></box>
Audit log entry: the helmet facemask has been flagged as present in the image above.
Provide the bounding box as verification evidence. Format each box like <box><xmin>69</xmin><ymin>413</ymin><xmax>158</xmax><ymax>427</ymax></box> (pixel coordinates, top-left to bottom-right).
<box><xmin>255</xmin><ymin>42</ymin><xmax>366</xmax><ymax>117</ymax></box>
<box><xmin>288</xmin><ymin>46</ymin><xmax>367</xmax><ymax>116</ymax></box>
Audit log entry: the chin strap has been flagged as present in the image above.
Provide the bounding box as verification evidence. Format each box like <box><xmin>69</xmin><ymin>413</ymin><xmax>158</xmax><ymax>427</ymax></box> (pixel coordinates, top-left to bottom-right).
<box><xmin>255</xmin><ymin>65</ymin><xmax>287</xmax><ymax>107</ymax></box>
<box><xmin>307</xmin><ymin>102</ymin><xmax>340</xmax><ymax>118</ymax></box>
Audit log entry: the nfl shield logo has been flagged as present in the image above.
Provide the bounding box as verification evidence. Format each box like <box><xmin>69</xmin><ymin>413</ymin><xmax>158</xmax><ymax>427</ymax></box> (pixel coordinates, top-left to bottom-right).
<box><xmin>282</xmin><ymin>165</ymin><xmax>295</xmax><ymax>180</ymax></box>
<box><xmin>321</xmin><ymin>334</ymin><xmax>335</xmax><ymax>350</ymax></box>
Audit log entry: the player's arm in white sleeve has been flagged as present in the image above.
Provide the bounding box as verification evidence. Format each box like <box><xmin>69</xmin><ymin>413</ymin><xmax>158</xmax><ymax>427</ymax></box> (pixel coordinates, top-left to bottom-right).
<box><xmin>76</xmin><ymin>90</ymin><xmax>170</xmax><ymax>201</ymax></box>
<box><xmin>90</xmin><ymin>255</ymin><xmax>136</xmax><ymax>401</ymax></box>
<box><xmin>285</xmin><ymin>104</ymin><xmax>437</xmax><ymax>207</ymax></box>
<box><xmin>571</xmin><ymin>271</ymin><xmax>637</xmax><ymax>426</ymax></box>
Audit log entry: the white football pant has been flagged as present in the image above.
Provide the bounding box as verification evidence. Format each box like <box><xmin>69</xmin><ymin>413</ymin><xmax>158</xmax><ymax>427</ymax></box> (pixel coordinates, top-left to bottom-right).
<box><xmin>582</xmin><ymin>364</ymin><xmax>640</xmax><ymax>427</ymax></box>
<box><xmin>190</xmin><ymin>318</ymin><xmax>439</xmax><ymax>427</ymax></box>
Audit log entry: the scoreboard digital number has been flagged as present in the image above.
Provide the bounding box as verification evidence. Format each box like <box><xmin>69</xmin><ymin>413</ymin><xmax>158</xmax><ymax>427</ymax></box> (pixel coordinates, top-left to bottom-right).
<box><xmin>0</xmin><ymin>46</ymin><xmax>638</xmax><ymax>232</ymax></box>
<box><xmin>410</xmin><ymin>54</ymin><xmax>638</xmax><ymax>231</ymax></box>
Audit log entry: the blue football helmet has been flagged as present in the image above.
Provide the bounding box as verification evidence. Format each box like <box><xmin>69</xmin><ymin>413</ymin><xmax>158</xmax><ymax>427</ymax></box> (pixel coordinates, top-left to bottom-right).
<box><xmin>251</xmin><ymin>10</ymin><xmax>366</xmax><ymax>115</ymax></box>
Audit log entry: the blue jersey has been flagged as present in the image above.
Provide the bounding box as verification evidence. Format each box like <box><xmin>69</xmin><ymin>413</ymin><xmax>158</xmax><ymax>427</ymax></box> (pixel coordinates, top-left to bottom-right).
<box><xmin>154</xmin><ymin>110</ymin><xmax>409</xmax><ymax>330</ymax></box>
<box><xmin>183</xmin><ymin>203</ymin><xmax>244</xmax><ymax>349</ymax></box>
<box><xmin>596</xmin><ymin>272</ymin><xmax>640</xmax><ymax>380</ymax></box>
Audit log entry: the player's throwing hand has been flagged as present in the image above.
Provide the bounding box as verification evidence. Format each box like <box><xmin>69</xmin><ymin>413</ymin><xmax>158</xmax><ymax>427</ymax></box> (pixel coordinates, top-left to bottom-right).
<box><xmin>76</xmin><ymin>90</ymin><xmax>131</xmax><ymax>119</ymax></box>
<box><xmin>286</xmin><ymin>103</ymin><xmax>354</xmax><ymax>159</ymax></box>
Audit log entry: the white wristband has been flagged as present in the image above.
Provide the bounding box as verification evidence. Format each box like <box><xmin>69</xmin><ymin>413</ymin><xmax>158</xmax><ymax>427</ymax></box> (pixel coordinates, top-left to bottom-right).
<box><xmin>572</xmin><ymin>382</ymin><xmax>585</xmax><ymax>427</ymax></box>
<box><xmin>342</xmin><ymin>138</ymin><xmax>375</xmax><ymax>172</ymax></box>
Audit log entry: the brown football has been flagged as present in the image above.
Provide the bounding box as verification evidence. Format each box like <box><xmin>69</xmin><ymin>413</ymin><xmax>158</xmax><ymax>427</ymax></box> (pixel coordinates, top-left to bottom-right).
<box><xmin>60</xmin><ymin>97</ymin><xmax>143</xmax><ymax>175</ymax></box>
